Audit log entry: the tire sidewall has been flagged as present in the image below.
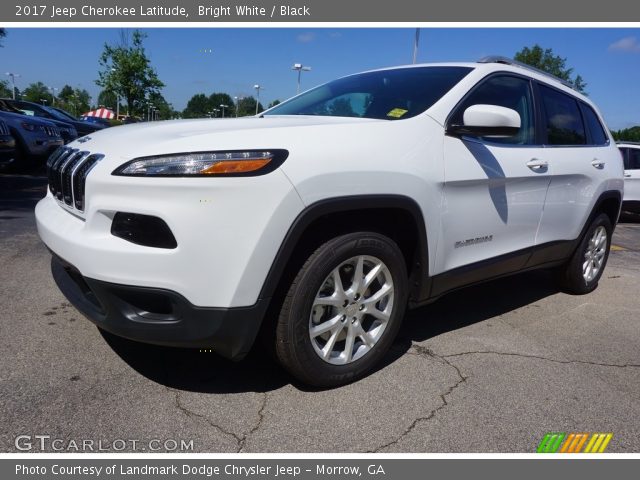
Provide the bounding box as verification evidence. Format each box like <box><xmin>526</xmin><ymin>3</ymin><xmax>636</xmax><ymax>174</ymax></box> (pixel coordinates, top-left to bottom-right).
<box><xmin>282</xmin><ymin>233</ymin><xmax>408</xmax><ymax>385</ymax></box>
<box><xmin>571</xmin><ymin>213</ymin><xmax>612</xmax><ymax>293</ymax></box>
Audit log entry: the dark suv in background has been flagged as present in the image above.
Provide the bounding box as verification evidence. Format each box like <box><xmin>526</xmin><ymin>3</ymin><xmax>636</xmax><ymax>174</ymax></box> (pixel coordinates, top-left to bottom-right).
<box><xmin>0</xmin><ymin>105</ymin><xmax>63</xmax><ymax>170</ymax></box>
<box><xmin>0</xmin><ymin>99</ymin><xmax>78</xmax><ymax>144</ymax></box>
<box><xmin>0</xmin><ymin>118</ymin><xmax>17</xmax><ymax>168</ymax></box>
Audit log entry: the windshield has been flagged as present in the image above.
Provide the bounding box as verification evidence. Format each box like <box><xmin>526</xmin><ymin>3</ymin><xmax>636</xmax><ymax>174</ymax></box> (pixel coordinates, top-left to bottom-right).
<box><xmin>42</xmin><ymin>106</ymin><xmax>75</xmax><ymax>122</ymax></box>
<box><xmin>265</xmin><ymin>66</ymin><xmax>472</xmax><ymax>120</ymax></box>
<box><xmin>48</xmin><ymin>107</ymin><xmax>77</xmax><ymax>121</ymax></box>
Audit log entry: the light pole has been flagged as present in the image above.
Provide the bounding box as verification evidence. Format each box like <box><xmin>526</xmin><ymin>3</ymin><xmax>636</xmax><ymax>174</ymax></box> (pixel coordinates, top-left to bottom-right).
<box><xmin>219</xmin><ymin>104</ymin><xmax>228</xmax><ymax>118</ymax></box>
<box><xmin>40</xmin><ymin>98</ymin><xmax>48</xmax><ymax>106</ymax></box>
<box><xmin>212</xmin><ymin>108</ymin><xmax>220</xmax><ymax>118</ymax></box>
<box><xmin>253</xmin><ymin>84</ymin><xmax>264</xmax><ymax>115</ymax></box>
<box><xmin>292</xmin><ymin>63</ymin><xmax>311</xmax><ymax>94</ymax></box>
<box><xmin>234</xmin><ymin>96</ymin><xmax>243</xmax><ymax>117</ymax></box>
<box><xmin>49</xmin><ymin>86</ymin><xmax>58</xmax><ymax>106</ymax></box>
<box><xmin>5</xmin><ymin>72</ymin><xmax>20</xmax><ymax>100</ymax></box>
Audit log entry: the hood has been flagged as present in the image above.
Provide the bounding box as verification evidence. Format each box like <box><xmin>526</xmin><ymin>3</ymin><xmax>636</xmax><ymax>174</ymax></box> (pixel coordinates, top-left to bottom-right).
<box><xmin>0</xmin><ymin>110</ymin><xmax>59</xmax><ymax>126</ymax></box>
<box><xmin>67</xmin><ymin>115</ymin><xmax>382</xmax><ymax>161</ymax></box>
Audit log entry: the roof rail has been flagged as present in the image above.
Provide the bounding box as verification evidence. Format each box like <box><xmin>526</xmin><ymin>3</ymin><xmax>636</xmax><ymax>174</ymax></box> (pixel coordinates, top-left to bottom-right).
<box><xmin>616</xmin><ymin>141</ymin><xmax>640</xmax><ymax>146</ymax></box>
<box><xmin>478</xmin><ymin>56</ymin><xmax>577</xmax><ymax>90</ymax></box>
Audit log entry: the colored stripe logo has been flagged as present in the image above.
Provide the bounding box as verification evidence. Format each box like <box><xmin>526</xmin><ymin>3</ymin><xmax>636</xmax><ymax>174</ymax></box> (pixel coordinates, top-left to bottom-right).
<box><xmin>537</xmin><ymin>433</ymin><xmax>613</xmax><ymax>453</ymax></box>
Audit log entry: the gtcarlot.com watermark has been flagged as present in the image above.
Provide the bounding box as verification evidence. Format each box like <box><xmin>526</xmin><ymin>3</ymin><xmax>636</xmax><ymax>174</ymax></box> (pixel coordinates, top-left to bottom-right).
<box><xmin>15</xmin><ymin>435</ymin><xmax>194</xmax><ymax>452</ymax></box>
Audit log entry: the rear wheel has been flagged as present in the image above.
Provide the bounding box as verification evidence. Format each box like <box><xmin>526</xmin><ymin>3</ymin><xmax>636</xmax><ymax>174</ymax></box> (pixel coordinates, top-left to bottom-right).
<box><xmin>557</xmin><ymin>213</ymin><xmax>612</xmax><ymax>294</ymax></box>
<box><xmin>275</xmin><ymin>232</ymin><xmax>408</xmax><ymax>387</ymax></box>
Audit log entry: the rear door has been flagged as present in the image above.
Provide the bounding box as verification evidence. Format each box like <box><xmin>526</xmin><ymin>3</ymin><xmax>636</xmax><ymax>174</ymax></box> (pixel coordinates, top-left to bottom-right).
<box><xmin>534</xmin><ymin>84</ymin><xmax>612</xmax><ymax>246</ymax></box>
<box><xmin>438</xmin><ymin>74</ymin><xmax>549</xmax><ymax>274</ymax></box>
<box><xmin>622</xmin><ymin>147</ymin><xmax>640</xmax><ymax>206</ymax></box>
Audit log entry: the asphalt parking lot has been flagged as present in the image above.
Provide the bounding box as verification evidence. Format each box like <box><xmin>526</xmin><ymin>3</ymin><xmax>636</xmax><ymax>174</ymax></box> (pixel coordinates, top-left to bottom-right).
<box><xmin>1</xmin><ymin>170</ymin><xmax>639</xmax><ymax>453</ymax></box>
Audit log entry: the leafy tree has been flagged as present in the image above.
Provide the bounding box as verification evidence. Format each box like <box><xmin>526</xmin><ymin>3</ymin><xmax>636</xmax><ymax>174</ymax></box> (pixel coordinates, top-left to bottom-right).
<box><xmin>236</xmin><ymin>96</ymin><xmax>263</xmax><ymax>116</ymax></box>
<box><xmin>97</xmin><ymin>90</ymin><xmax>118</xmax><ymax>109</ymax></box>
<box><xmin>96</xmin><ymin>30</ymin><xmax>164</xmax><ymax>117</ymax></box>
<box><xmin>23</xmin><ymin>82</ymin><xmax>53</xmax><ymax>104</ymax></box>
<box><xmin>208</xmin><ymin>93</ymin><xmax>235</xmax><ymax>117</ymax></box>
<box><xmin>182</xmin><ymin>93</ymin><xmax>210</xmax><ymax>118</ymax></box>
<box><xmin>514</xmin><ymin>45</ymin><xmax>586</xmax><ymax>93</ymax></box>
<box><xmin>148</xmin><ymin>91</ymin><xmax>174</xmax><ymax>120</ymax></box>
<box><xmin>612</xmin><ymin>126</ymin><xmax>640</xmax><ymax>142</ymax></box>
<box><xmin>268</xmin><ymin>99</ymin><xmax>281</xmax><ymax>108</ymax></box>
<box><xmin>0</xmin><ymin>80</ymin><xmax>12</xmax><ymax>98</ymax></box>
<box><xmin>0</xmin><ymin>28</ymin><xmax>5</xmax><ymax>47</ymax></box>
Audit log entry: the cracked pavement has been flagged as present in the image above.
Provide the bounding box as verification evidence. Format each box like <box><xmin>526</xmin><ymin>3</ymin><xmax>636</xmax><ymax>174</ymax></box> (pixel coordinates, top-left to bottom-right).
<box><xmin>1</xmin><ymin>172</ymin><xmax>639</xmax><ymax>453</ymax></box>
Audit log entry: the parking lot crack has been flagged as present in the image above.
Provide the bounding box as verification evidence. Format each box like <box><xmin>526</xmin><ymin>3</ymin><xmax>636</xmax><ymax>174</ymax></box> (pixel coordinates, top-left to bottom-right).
<box><xmin>442</xmin><ymin>351</ymin><xmax>640</xmax><ymax>369</ymax></box>
<box><xmin>368</xmin><ymin>344</ymin><xmax>468</xmax><ymax>452</ymax></box>
<box><xmin>171</xmin><ymin>388</ymin><xmax>243</xmax><ymax>448</ymax></box>
<box><xmin>237</xmin><ymin>392</ymin><xmax>268</xmax><ymax>453</ymax></box>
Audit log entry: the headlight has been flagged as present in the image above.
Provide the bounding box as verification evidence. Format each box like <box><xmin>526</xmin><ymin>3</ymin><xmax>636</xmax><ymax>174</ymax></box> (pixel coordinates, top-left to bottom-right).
<box><xmin>112</xmin><ymin>150</ymin><xmax>288</xmax><ymax>177</ymax></box>
<box><xmin>20</xmin><ymin>122</ymin><xmax>38</xmax><ymax>132</ymax></box>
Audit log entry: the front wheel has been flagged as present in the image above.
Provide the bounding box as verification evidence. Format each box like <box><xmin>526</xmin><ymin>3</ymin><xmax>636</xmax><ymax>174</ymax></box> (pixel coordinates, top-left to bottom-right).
<box><xmin>275</xmin><ymin>232</ymin><xmax>408</xmax><ymax>387</ymax></box>
<box><xmin>557</xmin><ymin>213</ymin><xmax>612</xmax><ymax>295</ymax></box>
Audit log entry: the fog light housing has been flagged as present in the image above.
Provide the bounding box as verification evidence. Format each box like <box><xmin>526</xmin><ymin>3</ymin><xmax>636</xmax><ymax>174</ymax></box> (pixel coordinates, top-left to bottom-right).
<box><xmin>111</xmin><ymin>212</ymin><xmax>177</xmax><ymax>249</ymax></box>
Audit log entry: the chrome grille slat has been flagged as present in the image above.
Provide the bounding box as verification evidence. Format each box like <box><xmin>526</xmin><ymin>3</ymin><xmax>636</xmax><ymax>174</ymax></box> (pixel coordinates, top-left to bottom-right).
<box><xmin>46</xmin><ymin>146</ymin><xmax>104</xmax><ymax>214</ymax></box>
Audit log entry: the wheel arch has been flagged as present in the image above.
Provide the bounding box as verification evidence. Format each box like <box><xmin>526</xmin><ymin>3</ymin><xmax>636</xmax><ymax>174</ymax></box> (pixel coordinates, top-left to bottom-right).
<box><xmin>257</xmin><ymin>195</ymin><xmax>430</xmax><ymax>306</ymax></box>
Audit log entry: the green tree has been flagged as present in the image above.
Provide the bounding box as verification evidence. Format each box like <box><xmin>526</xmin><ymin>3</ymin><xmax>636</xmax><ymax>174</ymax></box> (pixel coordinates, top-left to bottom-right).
<box><xmin>0</xmin><ymin>28</ymin><xmax>6</xmax><ymax>47</ymax></box>
<box><xmin>268</xmin><ymin>99</ymin><xmax>281</xmax><ymax>109</ymax></box>
<box><xmin>514</xmin><ymin>45</ymin><xmax>586</xmax><ymax>93</ymax></box>
<box><xmin>237</xmin><ymin>96</ymin><xmax>263</xmax><ymax>116</ymax></box>
<box><xmin>209</xmin><ymin>92</ymin><xmax>235</xmax><ymax>117</ymax></box>
<box><xmin>182</xmin><ymin>93</ymin><xmax>210</xmax><ymax>118</ymax></box>
<box><xmin>0</xmin><ymin>80</ymin><xmax>12</xmax><ymax>98</ymax></box>
<box><xmin>96</xmin><ymin>30</ymin><xmax>164</xmax><ymax>117</ymax></box>
<box><xmin>23</xmin><ymin>82</ymin><xmax>52</xmax><ymax>104</ymax></box>
<box><xmin>97</xmin><ymin>90</ymin><xmax>118</xmax><ymax>109</ymax></box>
<box><xmin>148</xmin><ymin>91</ymin><xmax>174</xmax><ymax>120</ymax></box>
<box><xmin>612</xmin><ymin>126</ymin><xmax>640</xmax><ymax>142</ymax></box>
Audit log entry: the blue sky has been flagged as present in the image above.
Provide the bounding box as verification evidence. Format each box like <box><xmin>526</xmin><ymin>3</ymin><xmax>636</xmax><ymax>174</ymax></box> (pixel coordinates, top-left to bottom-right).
<box><xmin>1</xmin><ymin>28</ymin><xmax>638</xmax><ymax>129</ymax></box>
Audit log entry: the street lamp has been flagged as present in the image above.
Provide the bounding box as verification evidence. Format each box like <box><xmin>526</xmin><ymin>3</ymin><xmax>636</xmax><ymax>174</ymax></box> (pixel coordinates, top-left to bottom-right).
<box><xmin>40</xmin><ymin>98</ymin><xmax>48</xmax><ymax>106</ymax></box>
<box><xmin>292</xmin><ymin>63</ymin><xmax>311</xmax><ymax>94</ymax></box>
<box><xmin>253</xmin><ymin>84</ymin><xmax>264</xmax><ymax>115</ymax></box>
<box><xmin>49</xmin><ymin>86</ymin><xmax>58</xmax><ymax>106</ymax></box>
<box><xmin>5</xmin><ymin>72</ymin><xmax>20</xmax><ymax>100</ymax></box>
<box><xmin>219</xmin><ymin>104</ymin><xmax>228</xmax><ymax>118</ymax></box>
<box><xmin>234</xmin><ymin>96</ymin><xmax>243</xmax><ymax>118</ymax></box>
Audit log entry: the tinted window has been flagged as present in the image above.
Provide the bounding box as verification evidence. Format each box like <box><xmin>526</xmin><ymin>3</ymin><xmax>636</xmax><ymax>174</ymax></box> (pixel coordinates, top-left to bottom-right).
<box><xmin>539</xmin><ymin>85</ymin><xmax>586</xmax><ymax>145</ymax></box>
<box><xmin>627</xmin><ymin>148</ymin><xmax>640</xmax><ymax>170</ymax></box>
<box><xmin>581</xmin><ymin>103</ymin><xmax>608</xmax><ymax>145</ymax></box>
<box><xmin>449</xmin><ymin>75</ymin><xmax>534</xmax><ymax>145</ymax></box>
<box><xmin>265</xmin><ymin>66</ymin><xmax>472</xmax><ymax>120</ymax></box>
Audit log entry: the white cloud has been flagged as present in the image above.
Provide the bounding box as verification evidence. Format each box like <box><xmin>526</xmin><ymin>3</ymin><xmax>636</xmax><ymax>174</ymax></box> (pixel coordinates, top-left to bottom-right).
<box><xmin>328</xmin><ymin>32</ymin><xmax>343</xmax><ymax>39</ymax></box>
<box><xmin>296</xmin><ymin>32</ymin><xmax>315</xmax><ymax>43</ymax></box>
<box><xmin>609</xmin><ymin>36</ymin><xmax>640</xmax><ymax>53</ymax></box>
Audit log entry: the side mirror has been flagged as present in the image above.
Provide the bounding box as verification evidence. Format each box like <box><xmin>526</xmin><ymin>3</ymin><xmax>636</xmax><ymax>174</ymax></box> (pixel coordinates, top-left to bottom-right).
<box><xmin>447</xmin><ymin>104</ymin><xmax>521</xmax><ymax>138</ymax></box>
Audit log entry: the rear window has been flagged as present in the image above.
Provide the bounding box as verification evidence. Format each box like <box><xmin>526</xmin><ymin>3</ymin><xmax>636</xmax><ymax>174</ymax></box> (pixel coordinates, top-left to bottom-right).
<box><xmin>624</xmin><ymin>148</ymin><xmax>640</xmax><ymax>170</ymax></box>
<box><xmin>539</xmin><ymin>84</ymin><xmax>586</xmax><ymax>145</ymax></box>
<box><xmin>580</xmin><ymin>103</ymin><xmax>608</xmax><ymax>145</ymax></box>
<box><xmin>264</xmin><ymin>66</ymin><xmax>473</xmax><ymax>120</ymax></box>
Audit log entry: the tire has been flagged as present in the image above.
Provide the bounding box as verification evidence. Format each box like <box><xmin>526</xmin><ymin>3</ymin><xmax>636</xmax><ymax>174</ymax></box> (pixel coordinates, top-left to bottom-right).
<box><xmin>557</xmin><ymin>213</ymin><xmax>612</xmax><ymax>295</ymax></box>
<box><xmin>275</xmin><ymin>232</ymin><xmax>408</xmax><ymax>388</ymax></box>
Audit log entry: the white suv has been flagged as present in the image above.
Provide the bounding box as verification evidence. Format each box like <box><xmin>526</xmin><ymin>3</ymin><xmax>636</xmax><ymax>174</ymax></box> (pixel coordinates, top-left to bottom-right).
<box><xmin>618</xmin><ymin>142</ymin><xmax>640</xmax><ymax>213</ymax></box>
<box><xmin>36</xmin><ymin>57</ymin><xmax>623</xmax><ymax>387</ymax></box>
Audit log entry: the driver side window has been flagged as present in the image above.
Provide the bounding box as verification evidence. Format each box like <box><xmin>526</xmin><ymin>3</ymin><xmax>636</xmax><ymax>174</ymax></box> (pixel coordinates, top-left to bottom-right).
<box><xmin>450</xmin><ymin>75</ymin><xmax>535</xmax><ymax>145</ymax></box>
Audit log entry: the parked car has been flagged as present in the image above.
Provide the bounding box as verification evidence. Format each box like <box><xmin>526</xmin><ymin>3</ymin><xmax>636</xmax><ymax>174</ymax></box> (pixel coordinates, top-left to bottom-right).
<box><xmin>618</xmin><ymin>142</ymin><xmax>640</xmax><ymax>213</ymax></box>
<box><xmin>36</xmin><ymin>57</ymin><xmax>623</xmax><ymax>387</ymax></box>
<box><xmin>0</xmin><ymin>107</ymin><xmax>63</xmax><ymax>169</ymax></box>
<box><xmin>0</xmin><ymin>118</ymin><xmax>17</xmax><ymax>169</ymax></box>
<box><xmin>80</xmin><ymin>116</ymin><xmax>112</xmax><ymax>128</ymax></box>
<box><xmin>1</xmin><ymin>99</ymin><xmax>79</xmax><ymax>143</ymax></box>
<box><xmin>48</xmin><ymin>106</ymin><xmax>108</xmax><ymax>136</ymax></box>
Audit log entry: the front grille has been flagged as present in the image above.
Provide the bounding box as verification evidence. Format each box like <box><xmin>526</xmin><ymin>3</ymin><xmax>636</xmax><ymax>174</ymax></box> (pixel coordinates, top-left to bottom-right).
<box><xmin>47</xmin><ymin>146</ymin><xmax>104</xmax><ymax>213</ymax></box>
<box><xmin>44</xmin><ymin>125</ymin><xmax>60</xmax><ymax>138</ymax></box>
<box><xmin>0</xmin><ymin>120</ymin><xmax>9</xmax><ymax>136</ymax></box>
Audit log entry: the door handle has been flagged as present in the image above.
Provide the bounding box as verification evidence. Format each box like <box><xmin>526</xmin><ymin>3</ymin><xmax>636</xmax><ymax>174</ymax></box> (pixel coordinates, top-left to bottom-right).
<box><xmin>526</xmin><ymin>158</ymin><xmax>548</xmax><ymax>171</ymax></box>
<box><xmin>624</xmin><ymin>173</ymin><xmax>632</xmax><ymax>177</ymax></box>
<box><xmin>591</xmin><ymin>159</ymin><xmax>605</xmax><ymax>169</ymax></box>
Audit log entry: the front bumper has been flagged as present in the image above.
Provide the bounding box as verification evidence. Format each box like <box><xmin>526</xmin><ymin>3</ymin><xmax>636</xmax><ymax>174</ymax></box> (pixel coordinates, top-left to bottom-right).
<box><xmin>51</xmin><ymin>255</ymin><xmax>267</xmax><ymax>359</ymax></box>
